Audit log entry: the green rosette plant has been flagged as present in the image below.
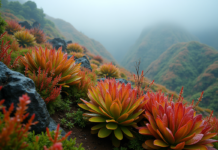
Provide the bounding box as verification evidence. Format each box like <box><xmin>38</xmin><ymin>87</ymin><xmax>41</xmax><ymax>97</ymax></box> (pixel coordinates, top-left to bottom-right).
<box><xmin>78</xmin><ymin>79</ymin><xmax>147</xmax><ymax>147</ymax></box>
<box><xmin>98</xmin><ymin>62</ymin><xmax>120</xmax><ymax>78</ymax></box>
<box><xmin>14</xmin><ymin>30</ymin><xmax>36</xmax><ymax>47</ymax></box>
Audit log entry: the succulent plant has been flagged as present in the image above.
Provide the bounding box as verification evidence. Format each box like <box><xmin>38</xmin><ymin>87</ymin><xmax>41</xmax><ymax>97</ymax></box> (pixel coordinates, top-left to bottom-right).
<box><xmin>138</xmin><ymin>90</ymin><xmax>218</xmax><ymax>150</ymax></box>
<box><xmin>69</xmin><ymin>52</ymin><xmax>84</xmax><ymax>58</ymax></box>
<box><xmin>78</xmin><ymin>79</ymin><xmax>147</xmax><ymax>147</ymax></box>
<box><xmin>98</xmin><ymin>63</ymin><xmax>120</xmax><ymax>78</ymax></box>
<box><xmin>5</xmin><ymin>20</ymin><xmax>22</xmax><ymax>34</ymax></box>
<box><xmin>93</xmin><ymin>55</ymin><xmax>103</xmax><ymax>63</ymax></box>
<box><xmin>91</xmin><ymin>63</ymin><xmax>98</xmax><ymax>70</ymax></box>
<box><xmin>67</xmin><ymin>43</ymin><xmax>83</xmax><ymax>53</ymax></box>
<box><xmin>20</xmin><ymin>47</ymin><xmax>81</xmax><ymax>87</ymax></box>
<box><xmin>14</xmin><ymin>30</ymin><xmax>36</xmax><ymax>47</ymax></box>
<box><xmin>29</xmin><ymin>27</ymin><xmax>46</xmax><ymax>44</ymax></box>
<box><xmin>91</xmin><ymin>59</ymin><xmax>100</xmax><ymax>66</ymax></box>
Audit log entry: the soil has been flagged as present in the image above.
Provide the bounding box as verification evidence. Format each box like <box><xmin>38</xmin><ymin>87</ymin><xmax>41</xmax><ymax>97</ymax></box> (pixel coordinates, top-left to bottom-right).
<box><xmin>50</xmin><ymin>104</ymin><xmax>115</xmax><ymax>150</ymax></box>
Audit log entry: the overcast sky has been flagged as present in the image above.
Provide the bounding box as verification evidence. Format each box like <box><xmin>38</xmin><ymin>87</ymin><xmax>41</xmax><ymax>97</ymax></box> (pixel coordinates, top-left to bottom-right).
<box><xmin>31</xmin><ymin>0</ymin><xmax>218</xmax><ymax>62</ymax></box>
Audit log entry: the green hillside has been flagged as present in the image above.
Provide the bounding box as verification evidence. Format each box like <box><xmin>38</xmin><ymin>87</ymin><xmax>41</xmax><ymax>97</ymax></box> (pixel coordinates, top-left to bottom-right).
<box><xmin>146</xmin><ymin>41</ymin><xmax>218</xmax><ymax>111</ymax></box>
<box><xmin>45</xmin><ymin>15</ymin><xmax>116</xmax><ymax>63</ymax></box>
<box><xmin>121</xmin><ymin>24</ymin><xmax>198</xmax><ymax>73</ymax></box>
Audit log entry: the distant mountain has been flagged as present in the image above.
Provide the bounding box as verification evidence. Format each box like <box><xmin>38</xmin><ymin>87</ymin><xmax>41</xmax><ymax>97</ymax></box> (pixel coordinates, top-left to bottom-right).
<box><xmin>193</xmin><ymin>28</ymin><xmax>218</xmax><ymax>50</ymax></box>
<box><xmin>121</xmin><ymin>24</ymin><xmax>198</xmax><ymax>73</ymax></box>
<box><xmin>146</xmin><ymin>41</ymin><xmax>218</xmax><ymax>111</ymax></box>
<box><xmin>45</xmin><ymin>15</ymin><xmax>116</xmax><ymax>63</ymax></box>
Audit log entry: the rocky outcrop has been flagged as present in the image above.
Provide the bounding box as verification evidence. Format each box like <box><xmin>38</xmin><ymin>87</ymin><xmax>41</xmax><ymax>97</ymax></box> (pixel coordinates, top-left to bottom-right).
<box><xmin>68</xmin><ymin>55</ymin><xmax>92</xmax><ymax>71</ymax></box>
<box><xmin>19</xmin><ymin>21</ymin><xmax>32</xmax><ymax>29</ymax></box>
<box><xmin>47</xmin><ymin>38</ymin><xmax>72</xmax><ymax>52</ymax></box>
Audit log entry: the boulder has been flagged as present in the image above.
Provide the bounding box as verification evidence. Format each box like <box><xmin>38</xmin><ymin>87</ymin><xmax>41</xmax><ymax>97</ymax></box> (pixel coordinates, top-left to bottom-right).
<box><xmin>75</xmin><ymin>56</ymin><xmax>92</xmax><ymax>71</ymax></box>
<box><xmin>65</xmin><ymin>40</ymin><xmax>72</xmax><ymax>45</ymax></box>
<box><xmin>32</xmin><ymin>21</ymin><xmax>40</xmax><ymax>29</ymax></box>
<box><xmin>0</xmin><ymin>62</ymin><xmax>50</xmax><ymax>134</ymax></box>
<box><xmin>47</xmin><ymin>38</ymin><xmax>67</xmax><ymax>52</ymax></box>
<box><xmin>18</xmin><ymin>21</ymin><xmax>31</xmax><ymax>30</ymax></box>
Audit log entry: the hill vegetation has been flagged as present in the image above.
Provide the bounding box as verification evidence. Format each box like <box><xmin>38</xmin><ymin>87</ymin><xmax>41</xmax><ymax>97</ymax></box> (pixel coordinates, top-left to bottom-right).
<box><xmin>45</xmin><ymin>15</ymin><xmax>116</xmax><ymax>63</ymax></box>
<box><xmin>146</xmin><ymin>41</ymin><xmax>218</xmax><ymax>112</ymax></box>
<box><xmin>121</xmin><ymin>24</ymin><xmax>198</xmax><ymax>73</ymax></box>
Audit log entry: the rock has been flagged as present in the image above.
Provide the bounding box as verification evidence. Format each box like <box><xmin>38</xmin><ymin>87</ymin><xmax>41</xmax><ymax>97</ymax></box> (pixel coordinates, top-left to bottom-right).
<box><xmin>47</xmin><ymin>38</ymin><xmax>67</xmax><ymax>52</ymax></box>
<box><xmin>18</xmin><ymin>21</ymin><xmax>31</xmax><ymax>30</ymax></box>
<box><xmin>75</xmin><ymin>56</ymin><xmax>92</xmax><ymax>71</ymax></box>
<box><xmin>65</xmin><ymin>40</ymin><xmax>72</xmax><ymax>44</ymax></box>
<box><xmin>48</xmin><ymin>117</ymin><xmax>70</xmax><ymax>140</ymax></box>
<box><xmin>32</xmin><ymin>21</ymin><xmax>40</xmax><ymax>29</ymax></box>
<box><xmin>0</xmin><ymin>62</ymin><xmax>50</xmax><ymax>134</ymax></box>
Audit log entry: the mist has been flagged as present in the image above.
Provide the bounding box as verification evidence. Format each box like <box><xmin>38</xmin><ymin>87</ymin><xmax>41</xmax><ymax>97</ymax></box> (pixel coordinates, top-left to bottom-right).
<box><xmin>30</xmin><ymin>0</ymin><xmax>218</xmax><ymax>63</ymax></box>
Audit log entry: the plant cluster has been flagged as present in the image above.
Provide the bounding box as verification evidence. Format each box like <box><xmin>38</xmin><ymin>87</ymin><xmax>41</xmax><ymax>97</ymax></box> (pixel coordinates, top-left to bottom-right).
<box><xmin>98</xmin><ymin>62</ymin><xmax>120</xmax><ymax>78</ymax></box>
<box><xmin>26</xmin><ymin>67</ymin><xmax>62</xmax><ymax>104</ymax></box>
<box><xmin>78</xmin><ymin>79</ymin><xmax>147</xmax><ymax>147</ymax></box>
<box><xmin>29</xmin><ymin>27</ymin><xmax>46</xmax><ymax>44</ymax></box>
<box><xmin>91</xmin><ymin>59</ymin><xmax>100</xmax><ymax>66</ymax></box>
<box><xmin>69</xmin><ymin>51</ymin><xmax>84</xmax><ymax>58</ymax></box>
<box><xmin>67</xmin><ymin>43</ymin><xmax>83</xmax><ymax>53</ymax></box>
<box><xmin>14</xmin><ymin>30</ymin><xmax>36</xmax><ymax>47</ymax></box>
<box><xmin>20</xmin><ymin>46</ymin><xmax>81</xmax><ymax>87</ymax></box>
<box><xmin>93</xmin><ymin>55</ymin><xmax>103</xmax><ymax>63</ymax></box>
<box><xmin>91</xmin><ymin>63</ymin><xmax>98</xmax><ymax>70</ymax></box>
<box><xmin>5</xmin><ymin>20</ymin><xmax>22</xmax><ymax>34</ymax></box>
<box><xmin>0</xmin><ymin>32</ymin><xmax>21</xmax><ymax>68</ymax></box>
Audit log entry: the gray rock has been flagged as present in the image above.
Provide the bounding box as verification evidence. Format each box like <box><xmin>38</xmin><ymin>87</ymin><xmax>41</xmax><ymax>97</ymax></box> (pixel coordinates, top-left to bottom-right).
<box><xmin>47</xmin><ymin>38</ymin><xmax>67</xmax><ymax>52</ymax></box>
<box><xmin>0</xmin><ymin>62</ymin><xmax>50</xmax><ymax>134</ymax></box>
<box><xmin>18</xmin><ymin>21</ymin><xmax>31</xmax><ymax>30</ymax></box>
<box><xmin>32</xmin><ymin>21</ymin><xmax>40</xmax><ymax>29</ymax></box>
<box><xmin>74</xmin><ymin>56</ymin><xmax>92</xmax><ymax>71</ymax></box>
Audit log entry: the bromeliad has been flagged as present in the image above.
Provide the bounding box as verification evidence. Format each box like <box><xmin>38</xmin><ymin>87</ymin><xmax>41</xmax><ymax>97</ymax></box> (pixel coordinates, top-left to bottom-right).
<box><xmin>78</xmin><ymin>79</ymin><xmax>147</xmax><ymax>147</ymax></box>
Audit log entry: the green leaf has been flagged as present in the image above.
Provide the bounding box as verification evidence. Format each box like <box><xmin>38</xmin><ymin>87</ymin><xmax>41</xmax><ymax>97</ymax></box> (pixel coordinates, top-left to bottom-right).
<box><xmin>111</xmin><ymin>134</ymin><xmax>120</xmax><ymax>147</ymax></box>
<box><xmin>120</xmin><ymin>126</ymin><xmax>133</xmax><ymax>138</ymax></box>
<box><xmin>114</xmin><ymin>127</ymin><xmax>123</xmax><ymax>140</ymax></box>
<box><xmin>106</xmin><ymin>122</ymin><xmax>118</xmax><ymax>130</ymax></box>
<box><xmin>154</xmin><ymin>139</ymin><xmax>169</xmax><ymax>147</ymax></box>
<box><xmin>91</xmin><ymin>123</ymin><xmax>106</xmax><ymax>130</ymax></box>
<box><xmin>89</xmin><ymin>117</ymin><xmax>106</xmax><ymax>122</ymax></box>
<box><xmin>98</xmin><ymin>127</ymin><xmax>112</xmax><ymax>138</ymax></box>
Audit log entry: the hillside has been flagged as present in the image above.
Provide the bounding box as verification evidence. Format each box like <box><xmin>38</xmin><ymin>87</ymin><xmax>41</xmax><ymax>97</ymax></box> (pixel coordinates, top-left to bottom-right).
<box><xmin>121</xmin><ymin>24</ymin><xmax>198</xmax><ymax>73</ymax></box>
<box><xmin>45</xmin><ymin>15</ymin><xmax>116</xmax><ymax>63</ymax></box>
<box><xmin>146</xmin><ymin>41</ymin><xmax>218</xmax><ymax>111</ymax></box>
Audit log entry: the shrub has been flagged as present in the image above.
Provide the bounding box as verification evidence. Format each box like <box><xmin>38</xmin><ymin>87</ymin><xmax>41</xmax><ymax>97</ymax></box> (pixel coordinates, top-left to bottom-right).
<box><xmin>91</xmin><ymin>59</ymin><xmax>100</xmax><ymax>66</ymax></box>
<box><xmin>86</xmin><ymin>52</ymin><xmax>95</xmax><ymax>59</ymax></box>
<box><xmin>0</xmin><ymin>32</ymin><xmax>21</xmax><ymax>68</ymax></box>
<box><xmin>93</xmin><ymin>55</ymin><xmax>103</xmax><ymax>63</ymax></box>
<box><xmin>26</xmin><ymin>67</ymin><xmax>62</xmax><ymax>104</ymax></box>
<box><xmin>5</xmin><ymin>20</ymin><xmax>22</xmax><ymax>34</ymax></box>
<box><xmin>138</xmin><ymin>89</ymin><xmax>218</xmax><ymax>149</ymax></box>
<box><xmin>91</xmin><ymin>63</ymin><xmax>98</xmax><ymax>70</ymax></box>
<box><xmin>67</xmin><ymin>43</ymin><xmax>83</xmax><ymax>53</ymax></box>
<box><xmin>81</xmin><ymin>46</ymin><xmax>88</xmax><ymax>53</ymax></box>
<box><xmin>78</xmin><ymin>79</ymin><xmax>147</xmax><ymax>147</ymax></box>
<box><xmin>29</xmin><ymin>27</ymin><xmax>46</xmax><ymax>44</ymax></box>
<box><xmin>70</xmin><ymin>52</ymin><xmax>84</xmax><ymax>58</ymax></box>
<box><xmin>14</xmin><ymin>30</ymin><xmax>36</xmax><ymax>47</ymax></box>
<box><xmin>20</xmin><ymin>47</ymin><xmax>81</xmax><ymax>87</ymax></box>
<box><xmin>98</xmin><ymin>62</ymin><xmax>120</xmax><ymax>78</ymax></box>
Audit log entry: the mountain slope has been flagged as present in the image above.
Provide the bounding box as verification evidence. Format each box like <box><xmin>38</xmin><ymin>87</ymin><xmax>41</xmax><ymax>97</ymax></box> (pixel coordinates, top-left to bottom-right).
<box><xmin>45</xmin><ymin>15</ymin><xmax>116</xmax><ymax>63</ymax></box>
<box><xmin>121</xmin><ymin>24</ymin><xmax>198</xmax><ymax>73</ymax></box>
<box><xmin>146</xmin><ymin>41</ymin><xmax>218</xmax><ymax>111</ymax></box>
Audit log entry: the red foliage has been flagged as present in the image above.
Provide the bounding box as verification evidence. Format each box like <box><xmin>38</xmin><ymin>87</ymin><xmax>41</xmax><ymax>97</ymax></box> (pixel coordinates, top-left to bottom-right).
<box><xmin>44</xmin><ymin>124</ymin><xmax>72</xmax><ymax>150</ymax></box>
<box><xmin>77</xmin><ymin>69</ymin><xmax>95</xmax><ymax>92</ymax></box>
<box><xmin>0</xmin><ymin>91</ymin><xmax>38</xmax><ymax>149</ymax></box>
<box><xmin>26</xmin><ymin>67</ymin><xmax>62</xmax><ymax>104</ymax></box>
<box><xmin>93</xmin><ymin>55</ymin><xmax>103</xmax><ymax>63</ymax></box>
<box><xmin>29</xmin><ymin>27</ymin><xmax>46</xmax><ymax>44</ymax></box>
<box><xmin>5</xmin><ymin>20</ymin><xmax>22</xmax><ymax>34</ymax></box>
<box><xmin>0</xmin><ymin>32</ymin><xmax>21</xmax><ymax>68</ymax></box>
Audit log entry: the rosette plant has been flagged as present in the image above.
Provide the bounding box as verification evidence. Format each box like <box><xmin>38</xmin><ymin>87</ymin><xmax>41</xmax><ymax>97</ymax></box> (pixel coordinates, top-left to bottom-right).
<box><xmin>69</xmin><ymin>52</ymin><xmax>84</xmax><ymax>58</ymax></box>
<box><xmin>20</xmin><ymin>47</ymin><xmax>81</xmax><ymax>87</ymax></box>
<box><xmin>29</xmin><ymin>27</ymin><xmax>46</xmax><ymax>44</ymax></box>
<box><xmin>98</xmin><ymin>63</ymin><xmax>120</xmax><ymax>78</ymax></box>
<box><xmin>14</xmin><ymin>30</ymin><xmax>36</xmax><ymax>47</ymax></box>
<box><xmin>67</xmin><ymin>43</ymin><xmax>83</xmax><ymax>53</ymax></box>
<box><xmin>5</xmin><ymin>20</ymin><xmax>22</xmax><ymax>34</ymax></box>
<box><xmin>138</xmin><ymin>90</ymin><xmax>218</xmax><ymax>149</ymax></box>
<box><xmin>78</xmin><ymin>79</ymin><xmax>147</xmax><ymax>147</ymax></box>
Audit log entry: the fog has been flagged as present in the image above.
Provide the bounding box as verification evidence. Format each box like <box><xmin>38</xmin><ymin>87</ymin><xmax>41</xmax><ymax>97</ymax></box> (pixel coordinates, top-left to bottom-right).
<box><xmin>30</xmin><ymin>0</ymin><xmax>218</xmax><ymax>62</ymax></box>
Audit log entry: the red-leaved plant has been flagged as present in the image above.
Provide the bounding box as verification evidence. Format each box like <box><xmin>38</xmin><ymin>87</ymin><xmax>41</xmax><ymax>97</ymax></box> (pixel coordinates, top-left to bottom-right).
<box><xmin>30</xmin><ymin>27</ymin><xmax>46</xmax><ymax>44</ymax></box>
<box><xmin>93</xmin><ymin>55</ymin><xmax>103</xmax><ymax>63</ymax></box>
<box><xmin>5</xmin><ymin>20</ymin><xmax>23</xmax><ymax>34</ymax></box>
<box><xmin>0</xmin><ymin>32</ymin><xmax>21</xmax><ymax>68</ymax></box>
<box><xmin>0</xmin><ymin>87</ymin><xmax>38</xmax><ymax>149</ymax></box>
<box><xmin>26</xmin><ymin>67</ymin><xmax>62</xmax><ymax>104</ymax></box>
<box><xmin>138</xmin><ymin>89</ymin><xmax>218</xmax><ymax>149</ymax></box>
